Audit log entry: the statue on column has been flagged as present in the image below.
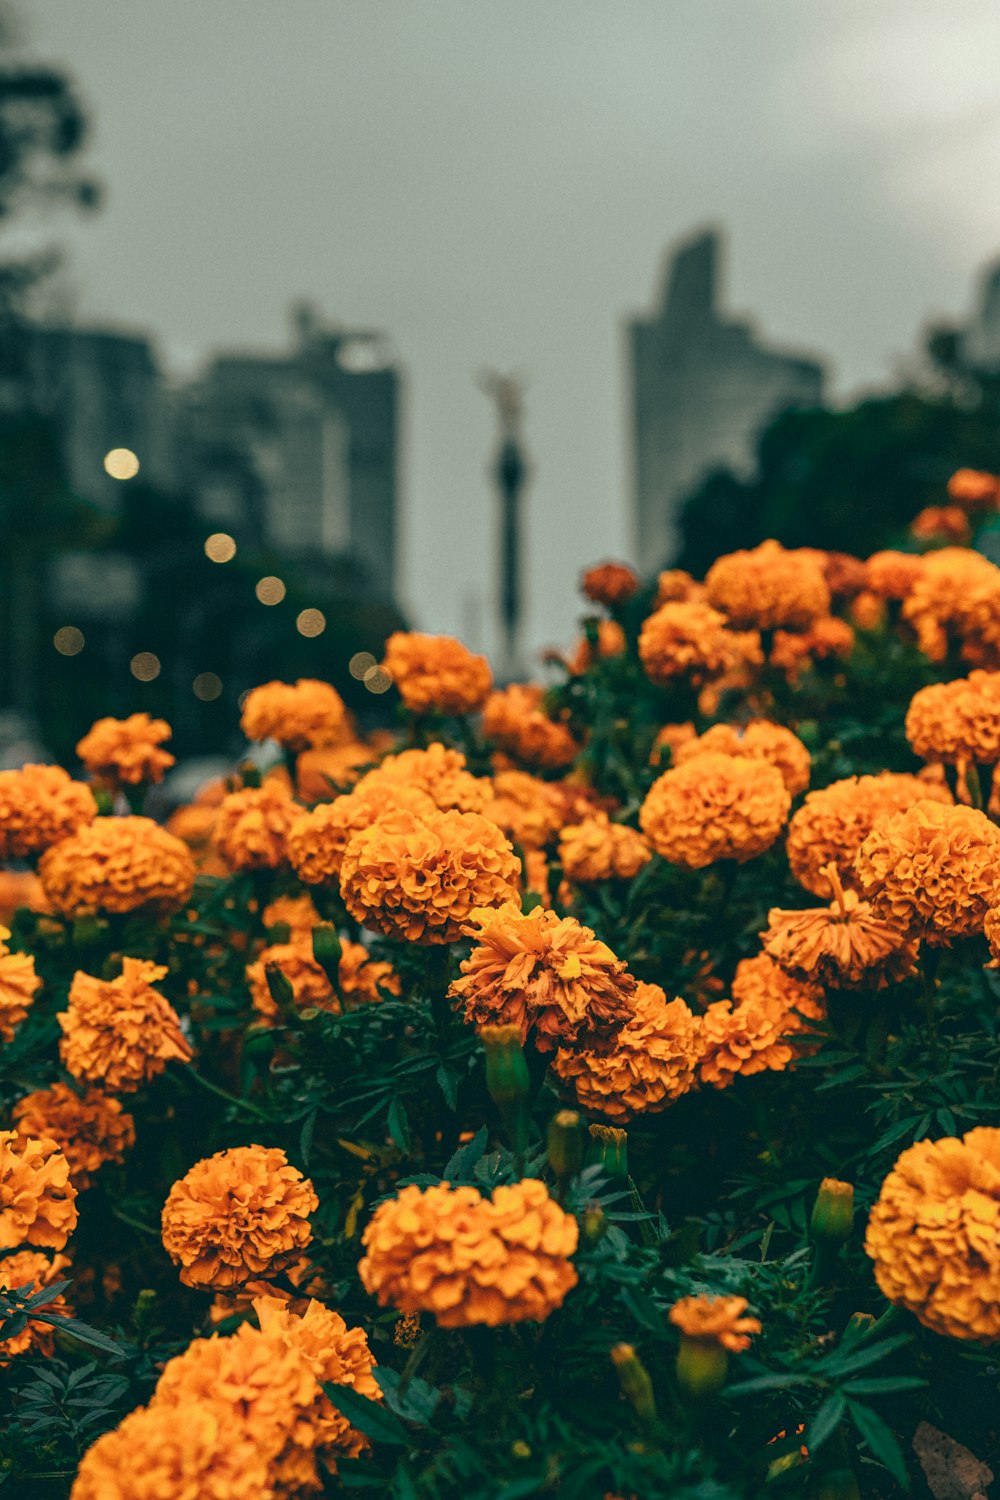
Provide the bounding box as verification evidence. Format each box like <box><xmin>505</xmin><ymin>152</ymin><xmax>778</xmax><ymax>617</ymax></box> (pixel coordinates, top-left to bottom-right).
<box><xmin>478</xmin><ymin>370</ymin><xmax>528</xmax><ymax>682</ymax></box>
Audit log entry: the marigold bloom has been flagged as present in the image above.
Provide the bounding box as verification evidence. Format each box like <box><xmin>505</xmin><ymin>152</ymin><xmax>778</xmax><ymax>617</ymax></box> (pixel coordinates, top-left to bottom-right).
<box><xmin>165</xmin><ymin>801</ymin><xmax>227</xmax><ymax>876</ymax></box>
<box><xmin>655</xmin><ymin>568</ymin><xmax>704</xmax><ymax>605</ymax></box>
<box><xmin>638</xmin><ymin>600</ymin><xmax>747</xmax><ymax>687</ymax></box>
<box><xmin>706</xmin><ymin>540</ymin><xmax>830</xmax><ymax>630</ymax></box>
<box><xmin>58</xmin><ymin>958</ymin><xmax>192</xmax><ymax>1093</ymax></box>
<box><xmin>668</xmin><ymin>1294</ymin><xmax>761</xmax><ymax>1352</ymax></box>
<box><xmin>246</xmin><ymin>941</ymin><xmax>337</xmax><ymax>1022</ymax></box>
<box><xmin>552</xmin><ymin>982</ymin><xmax>701</xmax><ymax>1122</ymax></box>
<box><xmin>673</xmin><ymin>720</ymin><xmax>811</xmax><ymax>796</ymax></box>
<box><xmin>770</xmin><ymin>616</ymin><xmax>855</xmax><ymax>682</ymax></box>
<box><xmin>558</xmin><ymin>814</ymin><xmax>651</xmax><ymax>883</ymax></box>
<box><xmin>905</xmin><ymin>670</ymin><xmax>1000</xmax><ymax>766</ymax></box>
<box><xmin>0</xmin><ymin>870</ymin><xmax>49</xmax><ymax>925</ymax></box>
<box><xmin>214</xmin><ymin>780</ymin><xmax>299</xmax><ymax>871</ymax></box>
<box><xmin>263</xmin><ymin>893</ymin><xmax>321</xmax><ymax>938</ymax></box>
<box><xmin>729</xmin><ymin>952</ymin><xmax>825</xmax><ymax>1024</ymax></box>
<box><xmin>0</xmin><ymin>764</ymin><xmax>96</xmax><ymax>859</ymax></box>
<box><xmin>241</xmin><ymin>678</ymin><xmax>348</xmax><ymax>750</ymax></box>
<box><xmin>698</xmin><ymin>993</ymin><xmax>798</xmax><ymax>1089</ymax></box>
<box><xmin>856</xmin><ymin>799</ymin><xmax>1000</xmax><ymax>944</ymax></box>
<box><xmin>901</xmin><ymin>546</ymin><xmax>1000</xmax><ymax>662</ymax></box>
<box><xmin>288</xmin><ymin>782</ymin><xmax>436</xmax><ymax>884</ymax></box>
<box><xmin>13</xmin><ymin>1084</ymin><xmax>135</xmax><ymax>1191</ymax></box>
<box><xmin>910</xmin><ymin>504</ymin><xmax>972</xmax><ymax>546</ymax></box>
<box><xmin>850</xmin><ymin>589</ymin><xmax>888</xmax><ymax>631</ymax></box>
<box><xmin>39</xmin><ymin>815</ymin><xmax>195</xmax><ymax>916</ymax></box>
<box><xmin>354</xmin><ymin>742</ymin><xmax>491</xmax><ymax>814</ymax></box>
<box><xmin>484</xmin><ymin>769</ymin><xmax>566</xmax><ymax>850</ymax></box>
<box><xmin>76</xmin><ymin>712</ymin><xmax>175</xmax><ymax>787</ymax></box>
<box><xmin>381</xmin><ymin>631</ymin><xmax>492</xmax><ymax>715</ymax></box>
<box><xmin>823</xmin><ymin>552</ymin><xmax>868</xmax><ymax>600</ymax></box>
<box><xmin>640</xmin><ymin>754</ymin><xmax>790</xmax><ymax>869</ymax></box>
<box><xmin>865</xmin><ymin>549</ymin><xmax>925</xmax><ymax>601</ymax></box>
<box><xmin>0</xmin><ymin>1131</ymin><xmax>78</xmax><ymax>1249</ymax></box>
<box><xmin>762</xmin><ymin>879</ymin><xmax>919</xmax><ymax>991</ymax></box>
<box><xmin>340</xmin><ymin>807</ymin><xmax>520</xmax><ymax>945</ymax></box>
<box><xmin>296</xmin><ymin>741</ymin><xmax>373</xmax><ymax>801</ymax></box>
<box><xmin>865</xmin><ymin>1128</ymin><xmax>1000</xmax><ymax>1342</ymax></box>
<box><xmin>649</xmin><ymin>721</ymin><xmax>698</xmax><ymax>767</ymax></box>
<box><xmin>71</xmin><ymin>1403</ymin><xmax>272</xmax><ymax>1500</ymax></box>
<box><xmin>337</xmin><ymin>939</ymin><xmax>400</xmax><ymax>1004</ymax></box>
<box><xmin>161</xmin><ymin>1144</ymin><xmax>318</xmax><ymax>1290</ymax></box>
<box><xmin>565</xmin><ymin>619</ymin><xmax>627</xmax><ymax>675</ymax></box>
<box><xmin>450</xmin><ymin>901</ymin><xmax>635</xmax><ymax>1052</ymax></box>
<box><xmin>359</xmin><ymin>1179</ymin><xmax>578</xmax><ymax>1327</ymax></box>
<box><xmin>785</xmin><ymin>772</ymin><xmax>951</xmax><ymax>898</ymax></box>
<box><xmin>581</xmin><ymin>560</ymin><xmax>639</xmax><ymax>606</ymax></box>
<box><xmin>947</xmin><ymin>467</ymin><xmax>1000</xmax><ymax>511</ymax></box>
<box><xmin>482</xmin><ymin>683</ymin><xmax>578</xmax><ymax>769</ymax></box>
<box><xmin>0</xmin><ymin>926</ymin><xmax>41</xmax><ymax>1042</ymax></box>
<box><xmin>0</xmin><ymin>1250</ymin><xmax>71</xmax><ymax>1362</ymax></box>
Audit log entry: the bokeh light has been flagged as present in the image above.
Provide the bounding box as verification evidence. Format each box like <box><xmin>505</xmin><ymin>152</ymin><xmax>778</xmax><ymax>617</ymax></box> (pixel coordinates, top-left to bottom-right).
<box><xmin>53</xmin><ymin>626</ymin><xmax>85</xmax><ymax>656</ymax></box>
<box><xmin>103</xmin><ymin>447</ymin><xmax>140</xmax><ymax>480</ymax></box>
<box><xmin>130</xmin><ymin>652</ymin><xmax>161</xmax><ymax>682</ymax></box>
<box><xmin>204</xmin><ymin>532</ymin><xmax>237</xmax><ymax>563</ymax></box>
<box><xmin>255</xmin><ymin>575</ymin><xmax>286</xmax><ymax>605</ymax></box>
<box><xmin>349</xmin><ymin>651</ymin><xmax>377</xmax><ymax>680</ymax></box>
<box><xmin>363</xmin><ymin>664</ymin><xmax>393</xmax><ymax>694</ymax></box>
<box><xmin>296</xmin><ymin>608</ymin><xmax>326</xmax><ymax>637</ymax></box>
<box><xmin>193</xmin><ymin>672</ymin><xmax>223</xmax><ymax>701</ymax></box>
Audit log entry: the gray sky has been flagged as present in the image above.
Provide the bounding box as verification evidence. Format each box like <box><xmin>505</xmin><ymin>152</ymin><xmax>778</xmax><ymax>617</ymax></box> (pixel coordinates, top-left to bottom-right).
<box><xmin>23</xmin><ymin>1</ymin><xmax>1000</xmax><ymax>661</ymax></box>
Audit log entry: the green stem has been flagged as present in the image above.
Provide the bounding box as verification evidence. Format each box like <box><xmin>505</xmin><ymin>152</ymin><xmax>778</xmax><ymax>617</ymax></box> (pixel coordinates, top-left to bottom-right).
<box><xmin>186</xmin><ymin>1066</ymin><xmax>273</xmax><ymax>1122</ymax></box>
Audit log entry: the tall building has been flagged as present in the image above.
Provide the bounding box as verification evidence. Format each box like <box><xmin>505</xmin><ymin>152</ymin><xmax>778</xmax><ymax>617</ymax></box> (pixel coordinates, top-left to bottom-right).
<box><xmin>177</xmin><ymin>305</ymin><xmax>399</xmax><ymax>601</ymax></box>
<box><xmin>628</xmin><ymin>228</ymin><xmax>826</xmax><ymax>566</ymax></box>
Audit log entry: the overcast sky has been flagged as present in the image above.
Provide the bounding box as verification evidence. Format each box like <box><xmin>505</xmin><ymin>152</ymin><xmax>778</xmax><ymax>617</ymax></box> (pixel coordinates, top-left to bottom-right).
<box><xmin>21</xmin><ymin>1</ymin><xmax>1000</xmax><ymax>662</ymax></box>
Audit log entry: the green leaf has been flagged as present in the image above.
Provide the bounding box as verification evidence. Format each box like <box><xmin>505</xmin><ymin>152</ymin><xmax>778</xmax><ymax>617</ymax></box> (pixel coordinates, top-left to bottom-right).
<box><xmin>435</xmin><ymin>1061</ymin><xmax>459</xmax><ymax>1112</ymax></box>
<box><xmin>846</xmin><ymin>1400</ymin><xmax>910</xmax><ymax>1490</ymax></box>
<box><xmin>806</xmin><ymin>1392</ymin><xmax>847</xmax><ymax>1455</ymax></box>
<box><xmin>321</xmin><ymin>1383</ymin><xmax>410</xmax><ymax>1448</ymax></box>
<box><xmin>386</xmin><ymin>1098</ymin><xmax>411</xmax><ymax>1153</ymax></box>
<box><xmin>725</xmin><ymin>1372</ymin><xmax>807</xmax><ymax>1397</ymax></box>
<box><xmin>821</xmin><ymin>1333</ymin><xmax>912</xmax><ymax>1377</ymax></box>
<box><xmin>842</xmin><ymin>1376</ymin><xmax>927</xmax><ymax>1396</ymax></box>
<box><xmin>443</xmin><ymin>1125</ymin><xmax>488</xmax><ymax>1180</ymax></box>
<box><xmin>42</xmin><ymin>1314</ymin><xmax>129</xmax><ymax>1356</ymax></box>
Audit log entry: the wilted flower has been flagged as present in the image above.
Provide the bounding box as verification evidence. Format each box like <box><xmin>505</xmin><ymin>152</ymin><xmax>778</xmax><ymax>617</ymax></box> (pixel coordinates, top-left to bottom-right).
<box><xmin>640</xmin><ymin>754</ymin><xmax>790</xmax><ymax>868</ymax></box>
<box><xmin>161</xmin><ymin>1144</ymin><xmax>318</xmax><ymax>1289</ymax></box>
<box><xmin>449</xmin><ymin>901</ymin><xmax>635</xmax><ymax>1052</ymax></box>
<box><xmin>865</xmin><ymin>1128</ymin><xmax>1000</xmax><ymax>1342</ymax></box>
<box><xmin>214</xmin><ymin>780</ymin><xmax>300</xmax><ymax>871</ymax></box>
<box><xmin>672</xmin><ymin>720</ymin><xmax>811</xmax><ymax>796</ymax></box>
<box><xmin>706</xmin><ymin>540</ymin><xmax>830</xmax><ymax>630</ymax></box>
<box><xmin>39</xmin><ymin>816</ymin><xmax>195</xmax><ymax>915</ymax></box>
<box><xmin>358</xmin><ymin>1179</ymin><xmax>578</xmax><ymax>1327</ymax></box>
<box><xmin>382</xmin><ymin>631</ymin><xmax>492</xmax><ymax>714</ymax></box>
<box><xmin>58</xmin><ymin>958</ymin><xmax>192</xmax><ymax>1092</ymax></box>
<box><xmin>762</xmin><ymin>869</ymin><xmax>919</xmax><ymax>990</ymax></box>
<box><xmin>13</xmin><ymin>1084</ymin><xmax>135</xmax><ymax>1191</ymax></box>
<box><xmin>558</xmin><ymin>814</ymin><xmax>651</xmax><ymax>883</ymax></box>
<box><xmin>0</xmin><ymin>764</ymin><xmax>96</xmax><ymax>859</ymax></box>
<box><xmin>76</xmin><ymin>712</ymin><xmax>175</xmax><ymax>787</ymax></box>
<box><xmin>340</xmin><ymin>807</ymin><xmax>520</xmax><ymax>944</ymax></box>
<box><xmin>0</xmin><ymin>1131</ymin><xmax>78</xmax><ymax>1249</ymax></box>
<box><xmin>241</xmin><ymin>678</ymin><xmax>348</xmax><ymax>750</ymax></box>
<box><xmin>483</xmin><ymin>683</ymin><xmax>578</xmax><ymax>769</ymax></box>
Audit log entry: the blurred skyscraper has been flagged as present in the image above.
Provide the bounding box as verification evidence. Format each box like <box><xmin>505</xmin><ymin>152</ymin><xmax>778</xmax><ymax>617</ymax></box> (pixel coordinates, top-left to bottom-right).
<box><xmin>628</xmin><ymin>228</ymin><xmax>826</xmax><ymax>567</ymax></box>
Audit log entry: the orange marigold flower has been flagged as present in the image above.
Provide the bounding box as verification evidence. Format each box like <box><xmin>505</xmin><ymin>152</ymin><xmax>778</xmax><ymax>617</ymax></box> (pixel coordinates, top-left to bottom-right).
<box><xmin>161</xmin><ymin>1144</ymin><xmax>318</xmax><ymax>1290</ymax></box>
<box><xmin>640</xmin><ymin>754</ymin><xmax>790</xmax><ymax>869</ymax></box>
<box><xmin>214</xmin><ymin>780</ymin><xmax>300</xmax><ymax>871</ymax></box>
<box><xmin>557</xmin><ymin>814</ymin><xmax>651</xmax><ymax>883</ymax></box>
<box><xmin>761</xmin><ymin>874</ymin><xmax>919</xmax><ymax>992</ymax></box>
<box><xmin>241</xmin><ymin>678</ymin><xmax>348</xmax><ymax>750</ymax></box>
<box><xmin>655</xmin><ymin>568</ymin><xmax>704</xmax><ymax>605</ymax></box>
<box><xmin>482</xmin><ymin>683</ymin><xmax>578</xmax><ymax>769</ymax></box>
<box><xmin>581</xmin><ymin>560</ymin><xmax>639</xmax><ymax>606</ymax></box>
<box><xmin>900</xmin><ymin>546</ymin><xmax>999</xmax><ymax>662</ymax></box>
<box><xmin>288</xmin><ymin>782</ymin><xmax>436</xmax><ymax>884</ymax></box>
<box><xmin>165</xmin><ymin>801</ymin><xmax>227</xmax><ymax>875</ymax></box>
<box><xmin>985</xmin><ymin>905</ymin><xmax>1000</xmax><ymax>966</ymax></box>
<box><xmin>359</xmin><ymin>1179</ymin><xmax>578</xmax><ymax>1327</ymax></box>
<box><xmin>449</xmin><ymin>901</ymin><xmax>635</xmax><ymax>1052</ymax></box>
<box><xmin>340</xmin><ymin>807</ymin><xmax>520</xmax><ymax>945</ymax></box>
<box><xmin>770</xmin><ymin>616</ymin><xmax>855</xmax><ymax>683</ymax></box>
<box><xmin>649</xmin><ymin>721</ymin><xmax>698</xmax><ymax>768</ymax></box>
<box><xmin>76</xmin><ymin>712</ymin><xmax>175</xmax><ymax>787</ymax></box>
<box><xmin>855</xmin><ymin>799</ymin><xmax>1000</xmax><ymax>944</ymax></box>
<box><xmin>0</xmin><ymin>1131</ymin><xmax>78</xmax><ymax>1249</ymax></box>
<box><xmin>638</xmin><ymin>600</ymin><xmax>747</xmax><ymax>687</ymax></box>
<box><xmin>552</xmin><ymin>982</ymin><xmax>701</xmax><ymax>1122</ymax></box>
<box><xmin>668</xmin><ymin>1294</ymin><xmax>761</xmax><ymax>1352</ymax></box>
<box><xmin>0</xmin><ymin>870</ymin><xmax>49</xmax><ymax>926</ymax></box>
<box><xmin>296</xmin><ymin>742</ymin><xmax>374</xmax><ymax>802</ymax></box>
<box><xmin>262</xmin><ymin>893</ymin><xmax>321</xmax><ymax>938</ymax></box>
<box><xmin>0</xmin><ymin>764</ymin><xmax>96</xmax><ymax>859</ymax></box>
<box><xmin>823</xmin><ymin>552</ymin><xmax>868</xmax><ymax>600</ymax></box>
<box><xmin>905</xmin><ymin>670</ymin><xmax>1000</xmax><ymax>766</ymax></box>
<box><xmin>39</xmin><ymin>815</ymin><xmax>195</xmax><ymax>916</ymax></box>
<box><xmin>947</xmin><ymin>467</ymin><xmax>1000</xmax><ymax>512</ymax></box>
<box><xmin>865</xmin><ymin>1128</ymin><xmax>1000</xmax><ymax>1342</ymax></box>
<box><xmin>0</xmin><ymin>1250</ymin><xmax>71</xmax><ymax>1362</ymax></box>
<box><xmin>246</xmin><ymin>941</ymin><xmax>337</xmax><ymax>1023</ymax></box>
<box><xmin>910</xmin><ymin>504</ymin><xmax>972</xmax><ymax>546</ymax></box>
<box><xmin>730</xmin><ymin>952</ymin><xmax>825</xmax><ymax>1023</ymax></box>
<box><xmin>484</xmin><ymin>769</ymin><xmax>566</xmax><ymax>850</ymax></box>
<box><xmin>565</xmin><ymin>619</ymin><xmax>627</xmax><ymax>675</ymax></box>
<box><xmin>354</xmin><ymin>742</ymin><xmax>491</xmax><ymax>814</ymax></box>
<box><xmin>337</xmin><ymin>939</ymin><xmax>400</xmax><ymax>1004</ymax></box>
<box><xmin>13</xmin><ymin>1084</ymin><xmax>135</xmax><ymax>1191</ymax></box>
<box><xmin>785</xmin><ymin>772</ymin><xmax>951</xmax><ymax>898</ymax></box>
<box><xmin>71</xmin><ymin>1403</ymin><xmax>272</xmax><ymax>1500</ymax></box>
<box><xmin>673</xmin><ymin>720</ymin><xmax>811</xmax><ymax>796</ymax></box>
<box><xmin>698</xmin><ymin>959</ymin><xmax>819</xmax><ymax>1091</ymax></box>
<box><xmin>0</xmin><ymin>926</ymin><xmax>41</xmax><ymax>1042</ymax></box>
<box><xmin>381</xmin><ymin>631</ymin><xmax>492</xmax><ymax>715</ymax></box>
<box><xmin>706</xmin><ymin>540</ymin><xmax>830</xmax><ymax>630</ymax></box>
<box><xmin>850</xmin><ymin>589</ymin><xmax>888</xmax><ymax>631</ymax></box>
<box><xmin>58</xmin><ymin>958</ymin><xmax>192</xmax><ymax>1093</ymax></box>
<box><xmin>865</xmin><ymin>549</ymin><xmax>925</xmax><ymax>601</ymax></box>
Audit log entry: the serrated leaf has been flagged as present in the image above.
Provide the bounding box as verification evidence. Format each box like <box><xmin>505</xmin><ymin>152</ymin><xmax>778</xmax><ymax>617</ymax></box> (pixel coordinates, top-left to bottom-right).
<box><xmin>806</xmin><ymin>1392</ymin><xmax>847</xmax><ymax>1454</ymax></box>
<box><xmin>321</xmin><ymin>1382</ymin><xmax>409</xmax><ymax>1446</ymax></box>
<box><xmin>821</xmin><ymin>1332</ymin><xmax>911</xmax><ymax>1378</ymax></box>
<box><xmin>386</xmin><ymin>1098</ymin><xmax>411</xmax><ymax>1153</ymax></box>
<box><xmin>435</xmin><ymin>1061</ymin><xmax>459</xmax><ymax>1112</ymax></box>
<box><xmin>842</xmin><ymin>1376</ymin><xmax>927</xmax><ymax>1396</ymax></box>
<box><xmin>847</xmin><ymin>1400</ymin><xmax>910</xmax><ymax>1490</ymax></box>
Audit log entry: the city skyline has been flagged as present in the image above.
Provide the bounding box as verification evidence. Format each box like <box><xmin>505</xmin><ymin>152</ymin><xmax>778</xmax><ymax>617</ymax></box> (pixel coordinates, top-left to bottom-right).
<box><xmin>20</xmin><ymin>1</ymin><xmax>1000</xmax><ymax>661</ymax></box>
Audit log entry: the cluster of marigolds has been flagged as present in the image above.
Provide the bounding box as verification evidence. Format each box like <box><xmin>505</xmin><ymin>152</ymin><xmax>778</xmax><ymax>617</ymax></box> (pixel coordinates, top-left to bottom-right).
<box><xmin>3</xmin><ymin>467</ymin><xmax>1000</xmax><ymax>1494</ymax></box>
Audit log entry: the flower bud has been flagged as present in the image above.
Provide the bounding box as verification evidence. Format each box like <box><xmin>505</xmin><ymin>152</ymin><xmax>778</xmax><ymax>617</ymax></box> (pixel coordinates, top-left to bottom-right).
<box><xmin>611</xmin><ymin>1343</ymin><xmax>657</xmax><ymax>1424</ymax></box>
<box><xmin>264</xmin><ymin>961</ymin><xmax>297</xmax><ymax>1023</ymax></box>
<box><xmin>845</xmin><ymin>1311</ymin><xmax>875</xmax><ymax>1336</ymax></box>
<box><xmin>311</xmin><ymin>922</ymin><xmax>343</xmax><ymax>987</ymax></box>
<box><xmin>479</xmin><ymin>1024</ymin><xmax>530</xmax><ymax>1106</ymax></box>
<box><xmin>588</xmin><ymin>1123</ymin><xmax>628</xmax><ymax>1181</ymax></box>
<box><xmin>582</xmin><ymin>1205</ymin><xmax>607</xmax><ymax>1244</ymax></box>
<box><xmin>810</xmin><ymin>1178</ymin><xmax>854</xmax><ymax>1246</ymax></box>
<box><xmin>674</xmin><ymin>1335</ymin><xmax>729</xmax><ymax>1400</ymax></box>
<box><xmin>548</xmin><ymin>1110</ymin><xmax>585</xmax><ymax>1182</ymax></box>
